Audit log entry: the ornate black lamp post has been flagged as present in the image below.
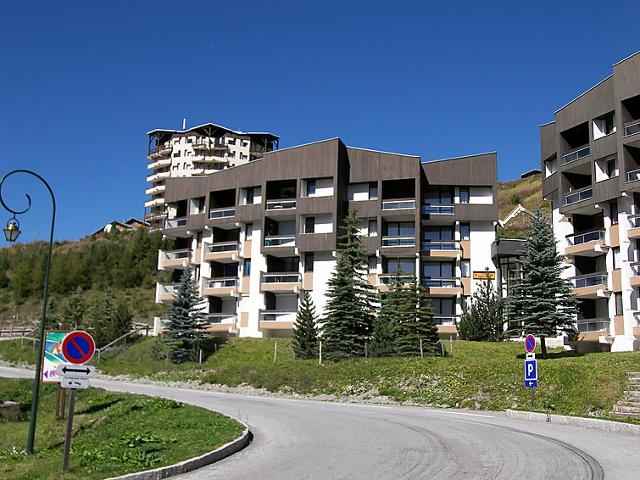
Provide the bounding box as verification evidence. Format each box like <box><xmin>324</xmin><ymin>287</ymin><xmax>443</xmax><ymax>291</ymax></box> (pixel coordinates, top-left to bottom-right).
<box><xmin>0</xmin><ymin>170</ymin><xmax>56</xmax><ymax>454</ymax></box>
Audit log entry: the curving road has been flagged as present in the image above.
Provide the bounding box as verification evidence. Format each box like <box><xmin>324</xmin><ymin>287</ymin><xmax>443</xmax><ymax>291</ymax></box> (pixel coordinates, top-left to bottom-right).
<box><xmin>2</xmin><ymin>366</ymin><xmax>638</xmax><ymax>479</ymax></box>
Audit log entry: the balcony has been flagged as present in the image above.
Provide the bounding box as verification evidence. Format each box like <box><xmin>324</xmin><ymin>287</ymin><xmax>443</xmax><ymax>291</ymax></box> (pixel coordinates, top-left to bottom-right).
<box><xmin>259</xmin><ymin>311</ymin><xmax>296</xmax><ymax>330</ymax></box>
<box><xmin>421</xmin><ymin>240</ymin><xmax>460</xmax><ymax>258</ymax></box>
<box><xmin>260</xmin><ymin>272</ymin><xmax>301</xmax><ymax>292</ymax></box>
<box><xmin>158</xmin><ymin>248</ymin><xmax>191</xmax><ymax>270</ymax></box>
<box><xmin>571</xmin><ymin>273</ymin><xmax>608</xmax><ymax>298</ymax></box>
<box><xmin>627</xmin><ymin>168</ymin><xmax>640</xmax><ymax>183</ymax></box>
<box><xmin>204</xmin><ymin>313</ymin><xmax>236</xmax><ymax>333</ymax></box>
<box><xmin>145</xmin><ymin>185</ymin><xmax>166</xmax><ymax>196</ymax></box>
<box><xmin>564</xmin><ymin>230</ymin><xmax>607</xmax><ymax>257</ymax></box>
<box><xmin>209</xmin><ymin>207</ymin><xmax>236</xmax><ymax>220</ymax></box>
<box><xmin>382</xmin><ymin>199</ymin><xmax>416</xmax><ymax>210</ymax></box>
<box><xmin>433</xmin><ymin>315</ymin><xmax>460</xmax><ymax>326</ymax></box>
<box><xmin>203</xmin><ymin>277</ymin><xmax>237</xmax><ymax>297</ymax></box>
<box><xmin>144</xmin><ymin>198</ymin><xmax>165</xmax><ymax>209</ymax></box>
<box><xmin>155</xmin><ymin>283</ymin><xmax>179</xmax><ymax>303</ymax></box>
<box><xmin>264</xmin><ymin>235</ymin><xmax>295</xmax><ymax>248</ymax></box>
<box><xmin>266</xmin><ymin>199</ymin><xmax>296</xmax><ymax>210</ymax></box>
<box><xmin>204</xmin><ymin>241</ymin><xmax>239</xmax><ymax>262</ymax></box>
<box><xmin>630</xmin><ymin>262</ymin><xmax>640</xmax><ymax>287</ymax></box>
<box><xmin>146</xmin><ymin>171</ymin><xmax>171</xmax><ymax>183</ymax></box>
<box><xmin>148</xmin><ymin>158</ymin><xmax>172</xmax><ymax>170</ymax></box>
<box><xmin>576</xmin><ymin>318</ymin><xmax>610</xmax><ymax>333</ymax></box>
<box><xmin>165</xmin><ymin>216</ymin><xmax>187</xmax><ymax>229</ymax></box>
<box><xmin>564</xmin><ymin>186</ymin><xmax>593</xmax><ymax>206</ymax></box>
<box><xmin>422</xmin><ymin>204</ymin><xmax>454</xmax><ymax>215</ymax></box>
<box><xmin>148</xmin><ymin>144</ymin><xmax>172</xmax><ymax>159</ymax></box>
<box><xmin>624</xmin><ymin>120</ymin><xmax>640</xmax><ymax>137</ymax></box>
<box><xmin>193</xmin><ymin>140</ymin><xmax>227</xmax><ymax>152</ymax></box>
<box><xmin>378</xmin><ymin>273</ymin><xmax>414</xmax><ymax>285</ymax></box>
<box><xmin>422</xmin><ymin>277</ymin><xmax>462</xmax><ymax>295</ymax></box>
<box><xmin>381</xmin><ymin>236</ymin><xmax>416</xmax><ymax>248</ymax></box>
<box><xmin>562</xmin><ymin>145</ymin><xmax>590</xmax><ymax>165</ymax></box>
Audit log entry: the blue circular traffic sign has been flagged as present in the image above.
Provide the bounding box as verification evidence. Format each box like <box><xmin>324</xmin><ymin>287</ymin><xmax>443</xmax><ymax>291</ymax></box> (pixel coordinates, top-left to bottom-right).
<box><xmin>524</xmin><ymin>334</ymin><xmax>536</xmax><ymax>353</ymax></box>
<box><xmin>62</xmin><ymin>331</ymin><xmax>96</xmax><ymax>364</ymax></box>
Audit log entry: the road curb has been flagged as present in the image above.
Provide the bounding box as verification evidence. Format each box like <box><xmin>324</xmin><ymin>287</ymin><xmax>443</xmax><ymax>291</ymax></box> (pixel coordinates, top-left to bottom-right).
<box><xmin>105</xmin><ymin>422</ymin><xmax>252</xmax><ymax>480</ymax></box>
<box><xmin>505</xmin><ymin>409</ymin><xmax>640</xmax><ymax>435</ymax></box>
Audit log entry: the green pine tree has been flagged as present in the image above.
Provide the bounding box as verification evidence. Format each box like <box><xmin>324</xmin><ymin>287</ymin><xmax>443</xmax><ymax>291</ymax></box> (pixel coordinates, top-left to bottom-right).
<box><xmin>458</xmin><ymin>271</ymin><xmax>505</xmax><ymax>341</ymax></box>
<box><xmin>63</xmin><ymin>287</ymin><xmax>85</xmax><ymax>330</ymax></box>
<box><xmin>505</xmin><ymin>211</ymin><xmax>579</xmax><ymax>356</ymax></box>
<box><xmin>90</xmin><ymin>287</ymin><xmax>115</xmax><ymax>347</ymax></box>
<box><xmin>165</xmin><ymin>267</ymin><xmax>207</xmax><ymax>364</ymax></box>
<box><xmin>370</xmin><ymin>276</ymin><xmax>404</xmax><ymax>357</ymax></box>
<box><xmin>322</xmin><ymin>209</ymin><xmax>376</xmax><ymax>361</ymax></box>
<box><xmin>112</xmin><ymin>299</ymin><xmax>133</xmax><ymax>341</ymax></box>
<box><xmin>394</xmin><ymin>279</ymin><xmax>441</xmax><ymax>356</ymax></box>
<box><xmin>292</xmin><ymin>291</ymin><xmax>319</xmax><ymax>359</ymax></box>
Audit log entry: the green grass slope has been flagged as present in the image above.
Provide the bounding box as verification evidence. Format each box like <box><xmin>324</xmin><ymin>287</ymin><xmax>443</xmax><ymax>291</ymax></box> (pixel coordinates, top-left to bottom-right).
<box><xmin>497</xmin><ymin>173</ymin><xmax>551</xmax><ymax>239</ymax></box>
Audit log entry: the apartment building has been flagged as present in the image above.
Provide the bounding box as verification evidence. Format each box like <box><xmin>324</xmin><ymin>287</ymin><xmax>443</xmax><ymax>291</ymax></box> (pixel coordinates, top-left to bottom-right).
<box><xmin>541</xmin><ymin>52</ymin><xmax>640</xmax><ymax>352</ymax></box>
<box><xmin>153</xmin><ymin>137</ymin><xmax>498</xmax><ymax>338</ymax></box>
<box><xmin>145</xmin><ymin>123</ymin><xmax>279</xmax><ymax>230</ymax></box>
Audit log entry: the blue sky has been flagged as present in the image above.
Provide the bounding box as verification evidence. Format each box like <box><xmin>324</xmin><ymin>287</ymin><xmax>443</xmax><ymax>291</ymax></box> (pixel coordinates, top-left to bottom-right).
<box><xmin>0</xmin><ymin>1</ymin><xmax>637</xmax><ymax>242</ymax></box>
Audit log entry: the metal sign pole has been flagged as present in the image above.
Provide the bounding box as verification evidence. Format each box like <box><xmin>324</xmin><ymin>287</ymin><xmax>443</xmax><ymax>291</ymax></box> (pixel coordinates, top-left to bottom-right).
<box><xmin>62</xmin><ymin>389</ymin><xmax>76</xmax><ymax>473</ymax></box>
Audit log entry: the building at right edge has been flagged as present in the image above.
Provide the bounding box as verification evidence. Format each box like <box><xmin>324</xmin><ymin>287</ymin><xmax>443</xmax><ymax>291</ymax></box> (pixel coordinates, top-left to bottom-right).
<box><xmin>541</xmin><ymin>51</ymin><xmax>640</xmax><ymax>352</ymax></box>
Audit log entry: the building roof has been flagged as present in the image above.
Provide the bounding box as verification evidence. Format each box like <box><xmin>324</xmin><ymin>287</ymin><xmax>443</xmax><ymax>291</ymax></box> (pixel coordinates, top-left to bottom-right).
<box><xmin>147</xmin><ymin>122</ymin><xmax>279</xmax><ymax>140</ymax></box>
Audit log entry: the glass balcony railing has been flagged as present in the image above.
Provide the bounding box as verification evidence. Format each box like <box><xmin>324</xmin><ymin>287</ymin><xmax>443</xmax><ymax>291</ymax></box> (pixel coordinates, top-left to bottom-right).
<box><xmin>381</xmin><ymin>236</ymin><xmax>415</xmax><ymax>247</ymax></box>
<box><xmin>576</xmin><ymin>318</ymin><xmax>610</xmax><ymax>333</ymax></box>
<box><xmin>205</xmin><ymin>277</ymin><xmax>237</xmax><ymax>289</ymax></box>
<box><xmin>165</xmin><ymin>216</ymin><xmax>187</xmax><ymax>228</ymax></box>
<box><xmin>264</xmin><ymin>235</ymin><xmax>295</xmax><ymax>247</ymax></box>
<box><xmin>564</xmin><ymin>186</ymin><xmax>593</xmax><ymax>206</ymax></box>
<box><xmin>421</xmin><ymin>240</ymin><xmax>460</xmax><ymax>251</ymax></box>
<box><xmin>378</xmin><ymin>273</ymin><xmax>415</xmax><ymax>285</ymax></box>
<box><xmin>629</xmin><ymin>214</ymin><xmax>640</xmax><ymax>228</ymax></box>
<box><xmin>382</xmin><ymin>199</ymin><xmax>416</xmax><ymax>210</ymax></box>
<box><xmin>209</xmin><ymin>207</ymin><xmax>235</xmax><ymax>219</ymax></box>
<box><xmin>163</xmin><ymin>248</ymin><xmax>190</xmax><ymax>261</ymax></box>
<box><xmin>259</xmin><ymin>311</ymin><xmax>296</xmax><ymax>322</ymax></box>
<box><xmin>571</xmin><ymin>273</ymin><xmax>607</xmax><ymax>288</ymax></box>
<box><xmin>624</xmin><ymin>120</ymin><xmax>640</xmax><ymax>137</ymax></box>
<box><xmin>422</xmin><ymin>204</ymin><xmax>455</xmax><ymax>215</ymax></box>
<box><xmin>627</xmin><ymin>168</ymin><xmax>640</xmax><ymax>183</ymax></box>
<box><xmin>205</xmin><ymin>314</ymin><xmax>236</xmax><ymax>324</ymax></box>
<box><xmin>567</xmin><ymin>230</ymin><xmax>605</xmax><ymax>246</ymax></box>
<box><xmin>262</xmin><ymin>272</ymin><xmax>301</xmax><ymax>284</ymax></box>
<box><xmin>562</xmin><ymin>145</ymin><xmax>590</xmax><ymax>165</ymax></box>
<box><xmin>207</xmin><ymin>241</ymin><xmax>239</xmax><ymax>253</ymax></box>
<box><xmin>433</xmin><ymin>315</ymin><xmax>460</xmax><ymax>326</ymax></box>
<box><xmin>421</xmin><ymin>277</ymin><xmax>461</xmax><ymax>288</ymax></box>
<box><xmin>266</xmin><ymin>199</ymin><xmax>296</xmax><ymax>210</ymax></box>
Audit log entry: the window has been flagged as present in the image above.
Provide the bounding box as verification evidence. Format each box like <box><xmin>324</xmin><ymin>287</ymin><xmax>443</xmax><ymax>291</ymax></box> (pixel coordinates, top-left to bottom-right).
<box><xmin>246</xmin><ymin>223</ymin><xmax>253</xmax><ymax>240</ymax></box>
<box><xmin>607</xmin><ymin>158</ymin><xmax>618</xmax><ymax>178</ymax></box>
<box><xmin>610</xmin><ymin>200</ymin><xmax>619</xmax><ymax>224</ymax></box>
<box><xmin>386</xmin><ymin>258</ymin><xmax>415</xmax><ymax>274</ymax></box>
<box><xmin>246</xmin><ymin>187</ymin><xmax>255</xmax><ymax>204</ymax></box>
<box><xmin>423</xmin><ymin>262</ymin><xmax>454</xmax><ymax>278</ymax></box>
<box><xmin>305</xmin><ymin>216</ymin><xmax>315</xmax><ymax>234</ymax></box>
<box><xmin>386</xmin><ymin>222</ymin><xmax>414</xmax><ymax>236</ymax></box>
<box><xmin>242</xmin><ymin>141</ymin><xmax>248</xmax><ymax>147</ymax></box>
<box><xmin>304</xmin><ymin>252</ymin><xmax>314</xmax><ymax>272</ymax></box>
<box><xmin>615</xmin><ymin>292</ymin><xmax>623</xmax><ymax>316</ymax></box>
<box><xmin>368</xmin><ymin>220</ymin><xmax>377</xmax><ymax>236</ymax></box>
<box><xmin>461</xmin><ymin>260</ymin><xmax>470</xmax><ymax>277</ymax></box>
<box><xmin>431</xmin><ymin>298</ymin><xmax>454</xmax><ymax>316</ymax></box>
<box><xmin>228</xmin><ymin>138</ymin><xmax>236</xmax><ymax>145</ymax></box>
<box><xmin>424</xmin><ymin>186</ymin><xmax>453</xmax><ymax>205</ymax></box>
<box><xmin>187</xmin><ymin>138</ymin><xmax>193</xmax><ymax>143</ymax></box>
<box><xmin>613</xmin><ymin>247</ymin><xmax>620</xmax><ymax>270</ymax></box>
<box><xmin>423</xmin><ymin>226</ymin><xmax>454</xmax><ymax>241</ymax></box>
<box><xmin>173</xmin><ymin>151</ymin><xmax>181</xmax><ymax>157</ymax></box>
<box><xmin>243</xmin><ymin>259</ymin><xmax>251</xmax><ymax>277</ymax></box>
<box><xmin>306</xmin><ymin>179</ymin><xmax>316</xmax><ymax>196</ymax></box>
<box><xmin>459</xmin><ymin>187</ymin><xmax>470</xmax><ymax>204</ymax></box>
<box><xmin>368</xmin><ymin>256</ymin><xmax>377</xmax><ymax>272</ymax></box>
<box><xmin>240</xmin><ymin>154</ymin><xmax>248</xmax><ymax>160</ymax></box>
<box><xmin>369</xmin><ymin>182</ymin><xmax>378</xmax><ymax>199</ymax></box>
<box><xmin>228</xmin><ymin>151</ymin><xmax>236</xmax><ymax>158</ymax></box>
<box><xmin>460</xmin><ymin>223</ymin><xmax>470</xmax><ymax>240</ymax></box>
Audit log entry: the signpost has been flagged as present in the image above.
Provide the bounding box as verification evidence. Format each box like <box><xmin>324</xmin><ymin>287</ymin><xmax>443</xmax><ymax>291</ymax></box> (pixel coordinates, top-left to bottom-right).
<box><xmin>523</xmin><ymin>334</ymin><xmax>538</xmax><ymax>405</ymax></box>
<box><xmin>58</xmin><ymin>331</ymin><xmax>95</xmax><ymax>473</ymax></box>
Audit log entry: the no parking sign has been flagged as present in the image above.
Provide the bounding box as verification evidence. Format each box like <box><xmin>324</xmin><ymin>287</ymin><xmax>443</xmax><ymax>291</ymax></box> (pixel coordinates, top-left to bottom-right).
<box><xmin>61</xmin><ymin>331</ymin><xmax>95</xmax><ymax>364</ymax></box>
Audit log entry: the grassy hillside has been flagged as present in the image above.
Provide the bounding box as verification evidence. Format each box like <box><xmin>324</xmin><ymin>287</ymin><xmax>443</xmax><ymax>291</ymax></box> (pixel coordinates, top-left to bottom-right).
<box><xmin>3</xmin><ymin>338</ymin><xmax>637</xmax><ymax>422</ymax></box>
<box><xmin>497</xmin><ymin>173</ymin><xmax>551</xmax><ymax>239</ymax></box>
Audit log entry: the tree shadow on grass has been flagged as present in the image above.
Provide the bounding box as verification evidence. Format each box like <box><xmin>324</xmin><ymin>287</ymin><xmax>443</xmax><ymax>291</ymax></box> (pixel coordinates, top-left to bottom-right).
<box><xmin>76</xmin><ymin>398</ymin><xmax>122</xmax><ymax>415</ymax></box>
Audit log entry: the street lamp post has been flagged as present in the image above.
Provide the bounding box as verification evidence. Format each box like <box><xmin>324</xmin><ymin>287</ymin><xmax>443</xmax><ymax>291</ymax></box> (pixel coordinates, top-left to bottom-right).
<box><xmin>0</xmin><ymin>170</ymin><xmax>56</xmax><ymax>455</ymax></box>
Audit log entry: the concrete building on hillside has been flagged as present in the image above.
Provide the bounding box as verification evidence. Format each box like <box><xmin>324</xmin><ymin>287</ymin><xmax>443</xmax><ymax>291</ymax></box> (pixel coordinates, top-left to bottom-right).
<box><xmin>153</xmin><ymin>137</ymin><xmax>498</xmax><ymax>338</ymax></box>
<box><xmin>145</xmin><ymin>123</ymin><xmax>279</xmax><ymax>230</ymax></box>
<box><xmin>541</xmin><ymin>51</ymin><xmax>640</xmax><ymax>352</ymax></box>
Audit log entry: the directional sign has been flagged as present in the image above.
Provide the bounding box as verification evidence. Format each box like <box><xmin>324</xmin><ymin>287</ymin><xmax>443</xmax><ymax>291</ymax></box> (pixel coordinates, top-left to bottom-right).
<box><xmin>60</xmin><ymin>378</ymin><xmax>89</xmax><ymax>390</ymax></box>
<box><xmin>525</xmin><ymin>379</ymin><xmax>538</xmax><ymax>388</ymax></box>
<box><xmin>56</xmin><ymin>364</ymin><xmax>95</xmax><ymax>379</ymax></box>
<box><xmin>61</xmin><ymin>331</ymin><xmax>95</xmax><ymax>365</ymax></box>
<box><xmin>524</xmin><ymin>334</ymin><xmax>536</xmax><ymax>353</ymax></box>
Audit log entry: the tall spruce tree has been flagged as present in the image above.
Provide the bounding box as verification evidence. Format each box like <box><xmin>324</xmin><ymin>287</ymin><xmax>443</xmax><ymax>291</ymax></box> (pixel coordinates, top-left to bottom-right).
<box><xmin>394</xmin><ymin>279</ymin><xmax>441</xmax><ymax>356</ymax></box>
<box><xmin>89</xmin><ymin>287</ymin><xmax>115</xmax><ymax>347</ymax></box>
<box><xmin>322</xmin><ymin>209</ymin><xmax>376</xmax><ymax>360</ymax></box>
<box><xmin>165</xmin><ymin>267</ymin><xmax>207</xmax><ymax>364</ymax></box>
<box><xmin>63</xmin><ymin>287</ymin><xmax>85</xmax><ymax>330</ymax></box>
<box><xmin>370</xmin><ymin>277</ymin><xmax>404</xmax><ymax>357</ymax></box>
<box><xmin>505</xmin><ymin>211</ymin><xmax>579</xmax><ymax>356</ymax></box>
<box><xmin>458</xmin><ymin>271</ymin><xmax>505</xmax><ymax>342</ymax></box>
<box><xmin>292</xmin><ymin>290</ymin><xmax>319</xmax><ymax>359</ymax></box>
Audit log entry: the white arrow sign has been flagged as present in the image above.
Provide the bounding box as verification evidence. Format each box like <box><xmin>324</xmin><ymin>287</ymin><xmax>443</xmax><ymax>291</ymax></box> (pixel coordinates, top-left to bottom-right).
<box><xmin>56</xmin><ymin>364</ymin><xmax>95</xmax><ymax>379</ymax></box>
<box><xmin>60</xmin><ymin>378</ymin><xmax>89</xmax><ymax>390</ymax></box>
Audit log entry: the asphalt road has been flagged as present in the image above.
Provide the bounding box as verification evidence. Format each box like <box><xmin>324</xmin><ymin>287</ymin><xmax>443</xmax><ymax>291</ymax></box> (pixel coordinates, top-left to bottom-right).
<box><xmin>2</xmin><ymin>366</ymin><xmax>639</xmax><ymax>479</ymax></box>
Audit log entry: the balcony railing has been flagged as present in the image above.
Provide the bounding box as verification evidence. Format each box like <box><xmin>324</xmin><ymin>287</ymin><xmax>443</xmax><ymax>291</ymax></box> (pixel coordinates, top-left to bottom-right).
<box><xmin>629</xmin><ymin>214</ymin><xmax>640</xmax><ymax>228</ymax></box>
<box><xmin>261</xmin><ymin>272</ymin><xmax>301</xmax><ymax>284</ymax></box>
<box><xmin>209</xmin><ymin>207</ymin><xmax>235</xmax><ymax>219</ymax></box>
<box><xmin>421</xmin><ymin>240</ymin><xmax>460</xmax><ymax>251</ymax></box>
<box><xmin>266</xmin><ymin>199</ymin><xmax>296</xmax><ymax>210</ymax></box>
<box><xmin>378</xmin><ymin>273</ymin><xmax>415</xmax><ymax>285</ymax></box>
<box><xmin>165</xmin><ymin>216</ymin><xmax>187</xmax><ymax>228</ymax></box>
<box><xmin>571</xmin><ymin>273</ymin><xmax>607</xmax><ymax>288</ymax></box>
<box><xmin>627</xmin><ymin>168</ymin><xmax>640</xmax><ymax>183</ymax></box>
<box><xmin>206</xmin><ymin>241</ymin><xmax>239</xmax><ymax>253</ymax></box>
<box><xmin>193</xmin><ymin>140</ymin><xmax>227</xmax><ymax>151</ymax></box>
<box><xmin>422</xmin><ymin>204</ymin><xmax>455</xmax><ymax>215</ymax></box>
<box><xmin>381</xmin><ymin>236</ymin><xmax>415</xmax><ymax>247</ymax></box>
<box><xmin>630</xmin><ymin>261</ymin><xmax>640</xmax><ymax>276</ymax></box>
<box><xmin>205</xmin><ymin>277</ymin><xmax>237</xmax><ymax>289</ymax></box>
<box><xmin>382</xmin><ymin>199</ymin><xmax>416</xmax><ymax>210</ymax></box>
<box><xmin>562</xmin><ymin>145</ymin><xmax>590</xmax><ymax>165</ymax></box>
<box><xmin>205</xmin><ymin>314</ymin><xmax>236</xmax><ymax>324</ymax></box>
<box><xmin>422</xmin><ymin>277</ymin><xmax>461</xmax><ymax>288</ymax></box>
<box><xmin>157</xmin><ymin>283</ymin><xmax>179</xmax><ymax>296</ymax></box>
<box><xmin>163</xmin><ymin>248</ymin><xmax>190</xmax><ymax>261</ymax></box>
<box><xmin>259</xmin><ymin>311</ymin><xmax>297</xmax><ymax>322</ymax></box>
<box><xmin>624</xmin><ymin>119</ymin><xmax>640</xmax><ymax>137</ymax></box>
<box><xmin>566</xmin><ymin>230</ymin><xmax>605</xmax><ymax>246</ymax></box>
<box><xmin>264</xmin><ymin>235</ymin><xmax>295</xmax><ymax>247</ymax></box>
<box><xmin>576</xmin><ymin>318</ymin><xmax>610</xmax><ymax>333</ymax></box>
<box><xmin>564</xmin><ymin>186</ymin><xmax>593</xmax><ymax>206</ymax></box>
<box><xmin>433</xmin><ymin>315</ymin><xmax>460</xmax><ymax>326</ymax></box>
